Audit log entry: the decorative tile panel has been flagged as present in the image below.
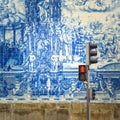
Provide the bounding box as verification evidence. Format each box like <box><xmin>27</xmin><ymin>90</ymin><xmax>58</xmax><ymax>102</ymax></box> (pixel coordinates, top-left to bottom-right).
<box><xmin>0</xmin><ymin>0</ymin><xmax>120</xmax><ymax>102</ymax></box>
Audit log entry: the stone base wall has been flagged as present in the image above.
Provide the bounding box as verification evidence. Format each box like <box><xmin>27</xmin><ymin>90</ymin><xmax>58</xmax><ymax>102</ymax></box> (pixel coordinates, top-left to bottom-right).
<box><xmin>0</xmin><ymin>102</ymin><xmax>120</xmax><ymax>120</ymax></box>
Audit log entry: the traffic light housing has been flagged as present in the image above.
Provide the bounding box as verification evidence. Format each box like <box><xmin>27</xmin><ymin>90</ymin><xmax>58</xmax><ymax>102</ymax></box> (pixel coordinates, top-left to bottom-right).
<box><xmin>78</xmin><ymin>65</ymin><xmax>87</xmax><ymax>81</ymax></box>
<box><xmin>86</xmin><ymin>42</ymin><xmax>97</xmax><ymax>65</ymax></box>
<box><xmin>90</xmin><ymin>88</ymin><xmax>96</xmax><ymax>100</ymax></box>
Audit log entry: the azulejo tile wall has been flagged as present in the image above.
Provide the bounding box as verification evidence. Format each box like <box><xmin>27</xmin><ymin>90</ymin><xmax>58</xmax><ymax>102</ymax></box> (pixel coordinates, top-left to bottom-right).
<box><xmin>0</xmin><ymin>0</ymin><xmax>120</xmax><ymax>102</ymax></box>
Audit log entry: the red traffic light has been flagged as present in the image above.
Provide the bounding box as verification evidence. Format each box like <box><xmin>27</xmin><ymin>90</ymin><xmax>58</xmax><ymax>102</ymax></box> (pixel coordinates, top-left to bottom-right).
<box><xmin>79</xmin><ymin>65</ymin><xmax>86</xmax><ymax>73</ymax></box>
<box><xmin>78</xmin><ymin>65</ymin><xmax>87</xmax><ymax>81</ymax></box>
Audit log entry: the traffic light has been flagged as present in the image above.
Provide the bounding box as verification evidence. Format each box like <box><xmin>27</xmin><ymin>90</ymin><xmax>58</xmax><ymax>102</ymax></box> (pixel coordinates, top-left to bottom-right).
<box><xmin>90</xmin><ymin>88</ymin><xmax>96</xmax><ymax>100</ymax></box>
<box><xmin>78</xmin><ymin>65</ymin><xmax>87</xmax><ymax>82</ymax></box>
<box><xmin>86</xmin><ymin>42</ymin><xmax>97</xmax><ymax>65</ymax></box>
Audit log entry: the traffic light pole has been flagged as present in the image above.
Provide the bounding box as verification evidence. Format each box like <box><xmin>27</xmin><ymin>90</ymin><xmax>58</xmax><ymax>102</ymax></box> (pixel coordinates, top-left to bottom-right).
<box><xmin>86</xmin><ymin>65</ymin><xmax>91</xmax><ymax>120</ymax></box>
<box><xmin>86</xmin><ymin>42</ymin><xmax>90</xmax><ymax>120</ymax></box>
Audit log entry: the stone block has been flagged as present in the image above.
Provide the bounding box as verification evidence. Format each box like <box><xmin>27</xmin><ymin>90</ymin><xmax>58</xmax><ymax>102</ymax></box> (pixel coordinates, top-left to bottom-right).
<box><xmin>57</xmin><ymin>109</ymin><xmax>70</xmax><ymax>120</ymax></box>
<box><xmin>0</xmin><ymin>103</ymin><xmax>12</xmax><ymax>120</ymax></box>
<box><xmin>44</xmin><ymin>102</ymin><xmax>56</xmax><ymax>109</ymax></box>
<box><xmin>71</xmin><ymin>102</ymin><xmax>80</xmax><ymax>113</ymax></box>
<box><xmin>0</xmin><ymin>112</ymin><xmax>12</xmax><ymax>120</ymax></box>
<box><xmin>13</xmin><ymin>103</ymin><xmax>45</xmax><ymax>120</ymax></box>
<box><xmin>0</xmin><ymin>103</ymin><xmax>11</xmax><ymax>113</ymax></box>
<box><xmin>45</xmin><ymin>109</ymin><xmax>57</xmax><ymax>120</ymax></box>
<box><xmin>56</xmin><ymin>102</ymin><xmax>71</xmax><ymax>109</ymax></box>
<box><xmin>71</xmin><ymin>113</ymin><xmax>81</xmax><ymax>120</ymax></box>
<box><xmin>27</xmin><ymin>111</ymin><xmax>44</xmax><ymax>120</ymax></box>
<box><xmin>114</xmin><ymin>103</ymin><xmax>120</xmax><ymax>120</ymax></box>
